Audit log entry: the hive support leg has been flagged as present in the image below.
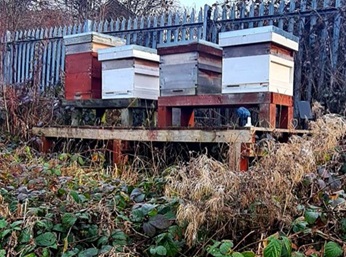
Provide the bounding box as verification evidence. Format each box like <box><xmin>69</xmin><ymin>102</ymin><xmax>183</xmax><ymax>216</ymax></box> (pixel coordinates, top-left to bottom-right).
<box><xmin>109</xmin><ymin>140</ymin><xmax>127</xmax><ymax>166</ymax></box>
<box><xmin>180</xmin><ymin>107</ymin><xmax>195</xmax><ymax>127</ymax></box>
<box><xmin>121</xmin><ymin>109</ymin><xmax>133</xmax><ymax>127</ymax></box>
<box><xmin>228</xmin><ymin>142</ymin><xmax>242</xmax><ymax>171</ymax></box>
<box><xmin>279</xmin><ymin>106</ymin><xmax>294</xmax><ymax>129</ymax></box>
<box><xmin>157</xmin><ymin>106</ymin><xmax>173</xmax><ymax>128</ymax></box>
<box><xmin>240</xmin><ymin>143</ymin><xmax>249</xmax><ymax>171</ymax></box>
<box><xmin>40</xmin><ymin>136</ymin><xmax>53</xmax><ymax>153</ymax></box>
<box><xmin>259</xmin><ymin>103</ymin><xmax>276</xmax><ymax>128</ymax></box>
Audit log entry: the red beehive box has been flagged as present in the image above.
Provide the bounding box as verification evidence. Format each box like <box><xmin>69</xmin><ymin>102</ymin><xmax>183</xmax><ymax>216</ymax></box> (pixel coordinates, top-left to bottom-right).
<box><xmin>64</xmin><ymin>32</ymin><xmax>125</xmax><ymax>100</ymax></box>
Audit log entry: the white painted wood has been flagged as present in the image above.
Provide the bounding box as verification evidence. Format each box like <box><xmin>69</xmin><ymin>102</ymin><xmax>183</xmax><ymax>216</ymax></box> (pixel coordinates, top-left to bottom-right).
<box><xmin>100</xmin><ymin>45</ymin><xmax>160</xmax><ymax>100</ymax></box>
<box><xmin>222</xmin><ymin>54</ymin><xmax>294</xmax><ymax>96</ymax></box>
<box><xmin>98</xmin><ymin>45</ymin><xmax>159</xmax><ymax>62</ymax></box>
<box><xmin>219</xmin><ymin>26</ymin><xmax>299</xmax><ymax>51</ymax></box>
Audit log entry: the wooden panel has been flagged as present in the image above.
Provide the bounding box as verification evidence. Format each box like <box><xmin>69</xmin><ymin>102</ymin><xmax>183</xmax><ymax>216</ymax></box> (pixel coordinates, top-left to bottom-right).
<box><xmin>270</xmin><ymin>92</ymin><xmax>293</xmax><ymax>106</ymax></box>
<box><xmin>157</xmin><ymin>42</ymin><xmax>222</xmax><ymax>57</ymax></box>
<box><xmin>223</xmin><ymin>43</ymin><xmax>294</xmax><ymax>60</ymax></box>
<box><xmin>61</xmin><ymin>98</ymin><xmax>157</xmax><ymax>109</ymax></box>
<box><xmin>259</xmin><ymin>103</ymin><xmax>276</xmax><ymax>128</ymax></box>
<box><xmin>32</xmin><ymin>127</ymin><xmax>254</xmax><ymax>143</ymax></box>
<box><xmin>158</xmin><ymin>92</ymin><xmax>273</xmax><ymax>107</ymax></box>
<box><xmin>65</xmin><ymin>72</ymin><xmax>101</xmax><ymax>100</ymax></box>
<box><xmin>66</xmin><ymin>54</ymin><xmax>101</xmax><ymax>79</ymax></box>
<box><xmin>157</xmin><ymin>106</ymin><xmax>173</xmax><ymax>127</ymax></box>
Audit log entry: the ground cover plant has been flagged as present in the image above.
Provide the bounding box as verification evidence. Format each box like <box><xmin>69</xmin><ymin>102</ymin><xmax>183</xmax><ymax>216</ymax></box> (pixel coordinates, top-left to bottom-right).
<box><xmin>0</xmin><ymin>88</ymin><xmax>346</xmax><ymax>256</ymax></box>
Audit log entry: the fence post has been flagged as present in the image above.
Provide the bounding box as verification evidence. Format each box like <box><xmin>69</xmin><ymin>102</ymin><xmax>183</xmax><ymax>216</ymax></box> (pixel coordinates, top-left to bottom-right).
<box><xmin>202</xmin><ymin>4</ymin><xmax>211</xmax><ymax>41</ymax></box>
<box><xmin>83</xmin><ymin>20</ymin><xmax>93</xmax><ymax>32</ymax></box>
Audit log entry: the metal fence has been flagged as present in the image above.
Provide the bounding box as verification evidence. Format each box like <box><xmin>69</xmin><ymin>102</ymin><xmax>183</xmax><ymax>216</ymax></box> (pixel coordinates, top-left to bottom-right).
<box><xmin>1</xmin><ymin>0</ymin><xmax>346</xmax><ymax>111</ymax></box>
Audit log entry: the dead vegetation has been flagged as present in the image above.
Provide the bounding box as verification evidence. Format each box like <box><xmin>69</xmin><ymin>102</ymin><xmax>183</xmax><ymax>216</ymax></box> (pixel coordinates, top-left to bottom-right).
<box><xmin>165</xmin><ymin>114</ymin><xmax>346</xmax><ymax>248</ymax></box>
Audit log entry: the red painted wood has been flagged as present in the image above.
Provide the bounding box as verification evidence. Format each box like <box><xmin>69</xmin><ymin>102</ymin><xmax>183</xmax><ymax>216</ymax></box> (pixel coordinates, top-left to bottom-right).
<box><xmin>40</xmin><ymin>137</ymin><xmax>53</xmax><ymax>153</ymax></box>
<box><xmin>270</xmin><ymin>93</ymin><xmax>293</xmax><ymax>106</ymax></box>
<box><xmin>279</xmin><ymin>106</ymin><xmax>294</xmax><ymax>129</ymax></box>
<box><xmin>180</xmin><ymin>108</ymin><xmax>195</xmax><ymax>127</ymax></box>
<box><xmin>109</xmin><ymin>140</ymin><xmax>127</xmax><ymax>165</ymax></box>
<box><xmin>65</xmin><ymin>73</ymin><xmax>101</xmax><ymax>99</ymax></box>
<box><xmin>259</xmin><ymin>103</ymin><xmax>276</xmax><ymax>128</ymax></box>
<box><xmin>240</xmin><ymin>143</ymin><xmax>249</xmax><ymax>171</ymax></box>
<box><xmin>157</xmin><ymin>106</ymin><xmax>173</xmax><ymax>128</ymax></box>
<box><xmin>65</xmin><ymin>52</ymin><xmax>102</xmax><ymax>100</ymax></box>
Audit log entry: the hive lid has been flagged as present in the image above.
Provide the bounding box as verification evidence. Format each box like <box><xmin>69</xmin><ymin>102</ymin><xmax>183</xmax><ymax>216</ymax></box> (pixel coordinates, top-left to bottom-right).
<box><xmin>64</xmin><ymin>32</ymin><xmax>125</xmax><ymax>47</ymax></box>
<box><xmin>157</xmin><ymin>39</ymin><xmax>222</xmax><ymax>56</ymax></box>
<box><xmin>219</xmin><ymin>26</ymin><xmax>299</xmax><ymax>51</ymax></box>
<box><xmin>98</xmin><ymin>44</ymin><xmax>159</xmax><ymax>62</ymax></box>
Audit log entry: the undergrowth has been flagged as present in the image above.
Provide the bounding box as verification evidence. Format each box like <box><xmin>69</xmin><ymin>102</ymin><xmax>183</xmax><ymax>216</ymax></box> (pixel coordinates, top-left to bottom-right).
<box><xmin>0</xmin><ymin>83</ymin><xmax>346</xmax><ymax>256</ymax></box>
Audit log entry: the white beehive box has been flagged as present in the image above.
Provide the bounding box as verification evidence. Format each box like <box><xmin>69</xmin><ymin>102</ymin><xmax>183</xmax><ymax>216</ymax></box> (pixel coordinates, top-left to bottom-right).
<box><xmin>219</xmin><ymin>26</ymin><xmax>299</xmax><ymax>96</ymax></box>
<box><xmin>98</xmin><ymin>45</ymin><xmax>160</xmax><ymax>100</ymax></box>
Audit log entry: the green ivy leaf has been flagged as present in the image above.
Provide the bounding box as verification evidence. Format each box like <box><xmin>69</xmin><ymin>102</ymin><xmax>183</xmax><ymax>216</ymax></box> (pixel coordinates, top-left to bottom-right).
<box><xmin>232</xmin><ymin>252</ymin><xmax>244</xmax><ymax>257</ymax></box>
<box><xmin>304</xmin><ymin>210</ymin><xmax>320</xmax><ymax>225</ymax></box>
<box><xmin>219</xmin><ymin>240</ymin><xmax>233</xmax><ymax>255</ymax></box>
<box><xmin>143</xmin><ymin>222</ymin><xmax>156</xmax><ymax>237</ymax></box>
<box><xmin>19</xmin><ymin>229</ymin><xmax>31</xmax><ymax>243</ymax></box>
<box><xmin>0</xmin><ymin>219</ymin><xmax>7</xmax><ymax>229</ymax></box>
<box><xmin>292</xmin><ymin>219</ymin><xmax>308</xmax><ymax>233</ymax></box>
<box><xmin>150</xmin><ymin>245</ymin><xmax>167</xmax><ymax>256</ymax></box>
<box><xmin>241</xmin><ymin>251</ymin><xmax>255</xmax><ymax>257</ymax></box>
<box><xmin>70</xmin><ymin>191</ymin><xmax>81</xmax><ymax>203</ymax></box>
<box><xmin>281</xmin><ymin>236</ymin><xmax>292</xmax><ymax>257</ymax></box>
<box><xmin>264</xmin><ymin>238</ymin><xmax>282</xmax><ymax>257</ymax></box>
<box><xmin>324</xmin><ymin>242</ymin><xmax>343</xmax><ymax>257</ymax></box>
<box><xmin>97</xmin><ymin>236</ymin><xmax>109</xmax><ymax>247</ymax></box>
<box><xmin>77</xmin><ymin>248</ymin><xmax>98</xmax><ymax>257</ymax></box>
<box><xmin>61</xmin><ymin>248</ymin><xmax>79</xmax><ymax>257</ymax></box>
<box><xmin>149</xmin><ymin>214</ymin><xmax>171</xmax><ymax>230</ymax></box>
<box><xmin>35</xmin><ymin>232</ymin><xmax>57</xmax><ymax>247</ymax></box>
<box><xmin>62</xmin><ymin>213</ymin><xmax>77</xmax><ymax>227</ymax></box>
<box><xmin>292</xmin><ymin>252</ymin><xmax>305</xmax><ymax>257</ymax></box>
<box><xmin>0</xmin><ymin>250</ymin><xmax>5</xmax><ymax>257</ymax></box>
<box><xmin>111</xmin><ymin>229</ymin><xmax>127</xmax><ymax>244</ymax></box>
<box><xmin>77</xmin><ymin>156</ymin><xmax>85</xmax><ymax>166</ymax></box>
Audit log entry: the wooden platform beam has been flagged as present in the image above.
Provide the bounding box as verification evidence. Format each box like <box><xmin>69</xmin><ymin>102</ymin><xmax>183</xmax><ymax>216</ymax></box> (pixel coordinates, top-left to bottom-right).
<box><xmin>157</xmin><ymin>92</ymin><xmax>294</xmax><ymax>129</ymax></box>
<box><xmin>33</xmin><ymin>126</ymin><xmax>309</xmax><ymax>171</ymax></box>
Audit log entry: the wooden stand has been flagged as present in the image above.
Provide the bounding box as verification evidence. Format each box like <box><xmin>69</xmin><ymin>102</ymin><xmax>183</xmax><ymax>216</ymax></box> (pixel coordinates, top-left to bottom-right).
<box><xmin>62</xmin><ymin>98</ymin><xmax>157</xmax><ymax>126</ymax></box>
<box><xmin>157</xmin><ymin>92</ymin><xmax>293</xmax><ymax>129</ymax></box>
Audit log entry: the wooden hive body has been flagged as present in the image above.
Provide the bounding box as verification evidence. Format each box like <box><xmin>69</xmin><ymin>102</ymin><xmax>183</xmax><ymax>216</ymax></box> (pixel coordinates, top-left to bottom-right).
<box><xmin>98</xmin><ymin>45</ymin><xmax>160</xmax><ymax>100</ymax></box>
<box><xmin>64</xmin><ymin>32</ymin><xmax>125</xmax><ymax>100</ymax></box>
<box><xmin>157</xmin><ymin>39</ymin><xmax>222</xmax><ymax>96</ymax></box>
<box><xmin>219</xmin><ymin>26</ymin><xmax>299</xmax><ymax>96</ymax></box>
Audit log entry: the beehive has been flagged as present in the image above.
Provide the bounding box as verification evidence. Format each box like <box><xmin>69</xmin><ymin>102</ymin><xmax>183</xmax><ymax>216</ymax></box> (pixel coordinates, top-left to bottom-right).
<box><xmin>98</xmin><ymin>45</ymin><xmax>160</xmax><ymax>100</ymax></box>
<box><xmin>157</xmin><ymin>39</ymin><xmax>222</xmax><ymax>96</ymax></box>
<box><xmin>64</xmin><ymin>32</ymin><xmax>125</xmax><ymax>100</ymax></box>
<box><xmin>219</xmin><ymin>26</ymin><xmax>299</xmax><ymax>96</ymax></box>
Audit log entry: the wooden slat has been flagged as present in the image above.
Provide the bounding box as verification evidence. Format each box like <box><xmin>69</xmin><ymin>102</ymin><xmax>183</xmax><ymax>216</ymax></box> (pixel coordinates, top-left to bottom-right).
<box><xmin>197</xmin><ymin>8</ymin><xmax>203</xmax><ymax>39</ymax></box>
<box><xmin>278</xmin><ymin>0</ymin><xmax>285</xmax><ymax>29</ymax></box>
<box><xmin>331</xmin><ymin>0</ymin><xmax>341</xmax><ymax>70</ymax></box>
<box><xmin>306</xmin><ymin>0</ymin><xmax>317</xmax><ymax>102</ymax></box>
<box><xmin>189</xmin><ymin>9</ymin><xmax>195</xmax><ymax>40</ymax></box>
<box><xmin>288</xmin><ymin>0</ymin><xmax>295</xmax><ymax>33</ymax></box>
<box><xmin>152</xmin><ymin>16</ymin><xmax>158</xmax><ymax>48</ymax></box>
<box><xmin>32</xmin><ymin>127</ymin><xmax>254</xmax><ymax>143</ymax></box>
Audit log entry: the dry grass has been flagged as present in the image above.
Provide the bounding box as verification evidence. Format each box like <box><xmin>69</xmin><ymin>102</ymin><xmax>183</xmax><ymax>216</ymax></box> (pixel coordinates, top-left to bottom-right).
<box><xmin>165</xmin><ymin>114</ymin><xmax>346</xmax><ymax>246</ymax></box>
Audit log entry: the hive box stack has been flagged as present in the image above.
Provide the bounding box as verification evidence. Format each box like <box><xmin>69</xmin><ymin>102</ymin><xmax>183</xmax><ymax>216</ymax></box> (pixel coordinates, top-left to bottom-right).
<box><xmin>219</xmin><ymin>26</ymin><xmax>299</xmax><ymax>96</ymax></box>
<box><xmin>157</xmin><ymin>39</ymin><xmax>223</xmax><ymax>96</ymax></box>
<box><xmin>64</xmin><ymin>32</ymin><xmax>125</xmax><ymax>100</ymax></box>
<box><xmin>98</xmin><ymin>45</ymin><xmax>160</xmax><ymax>100</ymax></box>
